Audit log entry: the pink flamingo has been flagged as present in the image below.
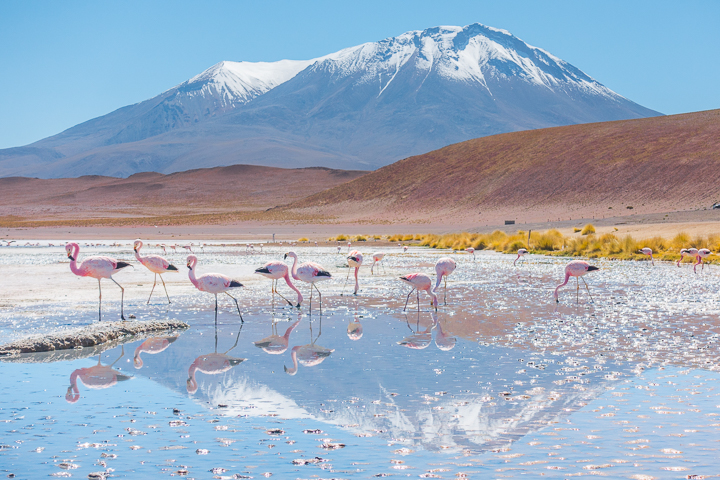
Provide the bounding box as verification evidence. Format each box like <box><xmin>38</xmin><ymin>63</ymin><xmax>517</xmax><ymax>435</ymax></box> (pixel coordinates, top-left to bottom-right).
<box><xmin>253</xmin><ymin>320</ymin><xmax>301</xmax><ymax>354</ymax></box>
<box><xmin>466</xmin><ymin>247</ymin><xmax>475</xmax><ymax>261</ymax></box>
<box><xmin>186</xmin><ymin>254</ymin><xmax>244</xmax><ymax>322</ymax></box>
<box><xmin>400</xmin><ymin>273</ymin><xmax>438</xmax><ymax>312</ymax></box>
<box><xmin>133</xmin><ymin>336</ymin><xmax>178</xmax><ymax>369</ymax></box>
<box><xmin>343</xmin><ymin>250</ymin><xmax>363</xmax><ymax>295</ymax></box>
<box><xmin>347</xmin><ymin>241</ymin><xmax>352</xmax><ymax>252</ymax></box>
<box><xmin>186</xmin><ymin>323</ymin><xmax>245</xmax><ymax>394</ymax></box>
<box><xmin>403</xmin><ymin>245</ymin><xmax>408</xmax><ymax>252</ymax></box>
<box><xmin>284</xmin><ymin>251</ymin><xmax>332</xmax><ymax>310</ymax></box>
<box><xmin>434</xmin><ymin>257</ymin><xmax>456</xmax><ymax>305</ymax></box>
<box><xmin>398</xmin><ymin>313</ymin><xmax>435</xmax><ymax>349</ymax></box>
<box><xmin>677</xmin><ymin>248</ymin><xmax>698</xmax><ymax>267</ymax></box>
<box><xmin>695</xmin><ymin>248</ymin><xmax>712</xmax><ymax>273</ymax></box>
<box><xmin>638</xmin><ymin>247</ymin><xmax>654</xmax><ymax>266</ymax></box>
<box><xmin>65</xmin><ymin>242</ymin><xmax>131</xmax><ymax>321</ymax></box>
<box><xmin>254</xmin><ymin>260</ymin><xmax>303</xmax><ymax>307</ymax></box>
<box><xmin>370</xmin><ymin>252</ymin><xmax>386</xmax><ymax>274</ymax></box>
<box><xmin>170</xmin><ymin>244</ymin><xmax>177</xmax><ymax>252</ymax></box>
<box><xmin>182</xmin><ymin>244</ymin><xmax>193</xmax><ymax>253</ymax></box>
<box><xmin>134</xmin><ymin>239</ymin><xmax>178</xmax><ymax>304</ymax></box>
<box><xmin>66</xmin><ymin>347</ymin><xmax>131</xmax><ymax>403</ymax></box>
<box><xmin>337</xmin><ymin>245</ymin><xmax>342</xmax><ymax>254</ymax></box>
<box><xmin>514</xmin><ymin>248</ymin><xmax>528</xmax><ymax>266</ymax></box>
<box><xmin>553</xmin><ymin>260</ymin><xmax>599</xmax><ymax>304</ymax></box>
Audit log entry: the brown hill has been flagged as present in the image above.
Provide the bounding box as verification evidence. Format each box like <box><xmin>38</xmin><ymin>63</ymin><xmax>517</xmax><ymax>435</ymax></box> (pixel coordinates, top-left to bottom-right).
<box><xmin>286</xmin><ymin>109</ymin><xmax>720</xmax><ymax>226</ymax></box>
<box><xmin>1</xmin><ymin>165</ymin><xmax>367</xmax><ymax>224</ymax></box>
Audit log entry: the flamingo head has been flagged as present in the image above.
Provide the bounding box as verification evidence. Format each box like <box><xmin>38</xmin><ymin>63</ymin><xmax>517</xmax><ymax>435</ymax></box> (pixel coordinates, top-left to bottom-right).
<box><xmin>347</xmin><ymin>321</ymin><xmax>363</xmax><ymax>341</ymax></box>
<box><xmin>284</xmin><ymin>251</ymin><xmax>298</xmax><ymax>260</ymax></box>
<box><xmin>133</xmin><ymin>355</ymin><xmax>143</xmax><ymax>369</ymax></box>
<box><xmin>65</xmin><ymin>386</ymin><xmax>80</xmax><ymax>404</ymax></box>
<box><xmin>65</xmin><ymin>242</ymin><xmax>78</xmax><ymax>260</ymax></box>
<box><xmin>186</xmin><ymin>255</ymin><xmax>198</xmax><ymax>270</ymax></box>
<box><xmin>186</xmin><ymin>376</ymin><xmax>198</xmax><ymax>394</ymax></box>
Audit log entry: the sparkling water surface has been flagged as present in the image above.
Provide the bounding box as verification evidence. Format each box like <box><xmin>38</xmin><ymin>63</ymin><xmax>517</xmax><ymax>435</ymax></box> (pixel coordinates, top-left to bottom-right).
<box><xmin>1</xmin><ymin>243</ymin><xmax>720</xmax><ymax>478</ymax></box>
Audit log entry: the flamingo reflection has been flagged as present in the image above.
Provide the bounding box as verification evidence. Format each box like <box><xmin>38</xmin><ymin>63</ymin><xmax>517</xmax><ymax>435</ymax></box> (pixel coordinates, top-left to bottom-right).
<box><xmin>133</xmin><ymin>336</ymin><xmax>178</xmax><ymax>369</ymax></box>
<box><xmin>397</xmin><ymin>312</ymin><xmax>436</xmax><ymax>350</ymax></box>
<box><xmin>434</xmin><ymin>314</ymin><xmax>457</xmax><ymax>351</ymax></box>
<box><xmin>284</xmin><ymin>317</ymin><xmax>334</xmax><ymax>375</ymax></box>
<box><xmin>187</xmin><ymin>322</ymin><xmax>246</xmax><ymax>394</ymax></box>
<box><xmin>66</xmin><ymin>346</ymin><xmax>132</xmax><ymax>403</ymax></box>
<box><xmin>253</xmin><ymin>318</ymin><xmax>301</xmax><ymax>355</ymax></box>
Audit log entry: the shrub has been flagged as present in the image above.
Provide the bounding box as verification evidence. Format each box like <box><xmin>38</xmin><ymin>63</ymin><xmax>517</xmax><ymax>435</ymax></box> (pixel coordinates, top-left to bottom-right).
<box><xmin>354</xmin><ymin>235</ymin><xmax>367</xmax><ymax>242</ymax></box>
<box><xmin>581</xmin><ymin>224</ymin><xmax>596</xmax><ymax>235</ymax></box>
<box><xmin>298</xmin><ymin>237</ymin><xmax>309</xmax><ymax>242</ymax></box>
<box><xmin>335</xmin><ymin>234</ymin><xmax>349</xmax><ymax>242</ymax></box>
<box><xmin>573</xmin><ymin>228</ymin><xmax>581</xmax><ymax>233</ymax></box>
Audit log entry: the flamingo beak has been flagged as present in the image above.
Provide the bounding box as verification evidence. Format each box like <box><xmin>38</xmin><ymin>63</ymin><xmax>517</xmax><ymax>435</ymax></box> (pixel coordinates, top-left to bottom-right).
<box><xmin>587</xmin><ymin>266</ymin><xmax>599</xmax><ymax>271</ymax></box>
<box><xmin>284</xmin><ymin>254</ymin><xmax>287</xmax><ymax>259</ymax></box>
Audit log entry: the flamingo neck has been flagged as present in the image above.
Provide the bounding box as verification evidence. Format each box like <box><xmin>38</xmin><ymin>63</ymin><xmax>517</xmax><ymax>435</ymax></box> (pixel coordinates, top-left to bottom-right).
<box><xmin>68</xmin><ymin>244</ymin><xmax>83</xmax><ymax>276</ymax></box>
<box><xmin>283</xmin><ymin>272</ymin><xmax>302</xmax><ymax>303</ymax></box>
<box><xmin>428</xmin><ymin>290</ymin><xmax>438</xmax><ymax>307</ymax></box>
<box><xmin>554</xmin><ymin>272</ymin><xmax>571</xmax><ymax>299</ymax></box>
<box><xmin>188</xmin><ymin>262</ymin><xmax>199</xmax><ymax>288</ymax></box>
<box><xmin>434</xmin><ymin>273</ymin><xmax>443</xmax><ymax>292</ymax></box>
<box><xmin>283</xmin><ymin>320</ymin><xmax>300</xmax><ymax>339</ymax></box>
<box><xmin>289</xmin><ymin>255</ymin><xmax>299</xmax><ymax>280</ymax></box>
<box><xmin>133</xmin><ymin>243</ymin><xmax>144</xmax><ymax>263</ymax></box>
<box><xmin>354</xmin><ymin>267</ymin><xmax>359</xmax><ymax>292</ymax></box>
<box><xmin>285</xmin><ymin>347</ymin><xmax>299</xmax><ymax>375</ymax></box>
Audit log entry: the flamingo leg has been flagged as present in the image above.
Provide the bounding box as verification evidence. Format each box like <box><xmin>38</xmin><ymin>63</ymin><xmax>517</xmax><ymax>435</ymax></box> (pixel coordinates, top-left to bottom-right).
<box><xmin>416</xmin><ymin>289</ymin><xmax>420</xmax><ymax>312</ymax></box>
<box><xmin>214</xmin><ymin>293</ymin><xmax>218</xmax><ymax>325</ymax></box>
<box><xmin>444</xmin><ymin>276</ymin><xmax>448</xmax><ymax>305</ymax></box>
<box><xmin>273</xmin><ymin>280</ymin><xmax>293</xmax><ymax>306</ymax></box>
<box><xmin>371</xmin><ymin>261</ymin><xmax>374</xmax><ymax>275</ymax></box>
<box><xmin>313</xmin><ymin>283</ymin><xmax>323</xmax><ymax>313</ymax></box>
<box><xmin>224</xmin><ymin>322</ymin><xmax>243</xmax><ymax>354</ymax></box>
<box><xmin>581</xmin><ymin>277</ymin><xmax>594</xmax><ymax>303</ymax></box>
<box><xmin>97</xmin><ymin>278</ymin><xmax>102</xmax><ymax>321</ymax></box>
<box><xmin>160</xmin><ymin>274</ymin><xmax>171</xmax><ymax>304</ymax></box>
<box><xmin>403</xmin><ymin>288</ymin><xmax>415</xmax><ymax>312</ymax></box>
<box><xmin>309</xmin><ymin>284</ymin><xmax>313</xmax><ymax>312</ymax></box>
<box><xmin>382</xmin><ymin>261</ymin><xmax>386</xmax><ymax>274</ymax></box>
<box><xmin>109</xmin><ymin>345</ymin><xmax>125</xmax><ymax>367</ymax></box>
<box><xmin>225</xmin><ymin>292</ymin><xmax>244</xmax><ymax>323</ymax></box>
<box><xmin>147</xmin><ymin>273</ymin><xmax>158</xmax><ymax>304</ymax></box>
<box><xmin>576</xmin><ymin>277</ymin><xmax>579</xmax><ymax>304</ymax></box>
<box><xmin>110</xmin><ymin>277</ymin><xmax>126</xmax><ymax>321</ymax></box>
<box><xmin>342</xmin><ymin>267</ymin><xmax>351</xmax><ymax>296</ymax></box>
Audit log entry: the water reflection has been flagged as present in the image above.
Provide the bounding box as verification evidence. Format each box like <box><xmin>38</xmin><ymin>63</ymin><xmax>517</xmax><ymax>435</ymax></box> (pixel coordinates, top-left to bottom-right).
<box><xmin>284</xmin><ymin>316</ymin><xmax>334</xmax><ymax>375</ymax></box>
<box><xmin>187</xmin><ymin>322</ymin><xmax>246</xmax><ymax>394</ymax></box>
<box><xmin>434</xmin><ymin>315</ymin><xmax>457</xmax><ymax>351</ymax></box>
<box><xmin>65</xmin><ymin>345</ymin><xmax>132</xmax><ymax>403</ymax></box>
<box><xmin>133</xmin><ymin>335</ymin><xmax>178</xmax><ymax>368</ymax></box>
<box><xmin>397</xmin><ymin>311</ymin><xmax>436</xmax><ymax>349</ymax></box>
<box><xmin>253</xmin><ymin>317</ymin><xmax>300</xmax><ymax>354</ymax></box>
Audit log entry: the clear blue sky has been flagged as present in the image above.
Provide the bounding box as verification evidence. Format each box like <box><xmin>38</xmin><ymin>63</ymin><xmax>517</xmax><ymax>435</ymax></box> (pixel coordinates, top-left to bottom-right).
<box><xmin>1</xmin><ymin>0</ymin><xmax>718</xmax><ymax>149</ymax></box>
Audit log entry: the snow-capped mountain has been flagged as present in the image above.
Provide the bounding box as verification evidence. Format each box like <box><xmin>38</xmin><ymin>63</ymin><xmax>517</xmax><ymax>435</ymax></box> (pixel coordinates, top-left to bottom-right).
<box><xmin>0</xmin><ymin>24</ymin><xmax>660</xmax><ymax>178</ymax></box>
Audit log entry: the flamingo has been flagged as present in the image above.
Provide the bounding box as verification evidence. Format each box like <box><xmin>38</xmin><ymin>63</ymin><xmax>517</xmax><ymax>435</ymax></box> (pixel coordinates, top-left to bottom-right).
<box><xmin>370</xmin><ymin>252</ymin><xmax>386</xmax><ymax>275</ymax></box>
<box><xmin>638</xmin><ymin>247</ymin><xmax>654</xmax><ymax>266</ymax></box>
<box><xmin>514</xmin><ymin>248</ymin><xmax>528</xmax><ymax>266</ymax></box>
<box><xmin>695</xmin><ymin>248</ymin><xmax>712</xmax><ymax>273</ymax></box>
<box><xmin>66</xmin><ymin>347</ymin><xmax>132</xmax><ymax>403</ymax></box>
<box><xmin>399</xmin><ymin>273</ymin><xmax>438</xmax><ymax>312</ymax></box>
<box><xmin>133</xmin><ymin>336</ymin><xmax>178</xmax><ymax>369</ymax></box>
<box><xmin>403</xmin><ymin>245</ymin><xmax>408</xmax><ymax>252</ymax></box>
<box><xmin>553</xmin><ymin>260</ymin><xmax>599</xmax><ymax>304</ymax></box>
<box><xmin>253</xmin><ymin>319</ymin><xmax>301</xmax><ymax>354</ymax></box>
<box><xmin>170</xmin><ymin>244</ymin><xmax>177</xmax><ymax>252</ymax></box>
<box><xmin>254</xmin><ymin>260</ymin><xmax>303</xmax><ymax>307</ymax></box>
<box><xmin>347</xmin><ymin>316</ymin><xmax>363</xmax><ymax>341</ymax></box>
<box><xmin>187</xmin><ymin>323</ymin><xmax>245</xmax><ymax>394</ymax></box>
<box><xmin>466</xmin><ymin>247</ymin><xmax>475</xmax><ymax>261</ymax></box>
<box><xmin>434</xmin><ymin>257</ymin><xmax>456</xmax><ymax>305</ymax></box>
<box><xmin>677</xmin><ymin>248</ymin><xmax>698</xmax><ymax>267</ymax></box>
<box><xmin>65</xmin><ymin>242</ymin><xmax>130</xmax><ymax>321</ymax></box>
<box><xmin>347</xmin><ymin>241</ymin><xmax>352</xmax><ymax>252</ymax></box>
<box><xmin>284</xmin><ymin>318</ymin><xmax>334</xmax><ymax>375</ymax></box>
<box><xmin>134</xmin><ymin>239</ymin><xmax>178</xmax><ymax>304</ymax></box>
<box><xmin>284</xmin><ymin>251</ymin><xmax>332</xmax><ymax>310</ymax></box>
<box><xmin>186</xmin><ymin>255</ymin><xmax>244</xmax><ymax>322</ymax></box>
<box><xmin>343</xmin><ymin>250</ymin><xmax>363</xmax><ymax>295</ymax></box>
<box><xmin>182</xmin><ymin>243</ymin><xmax>193</xmax><ymax>253</ymax></box>
<box><xmin>337</xmin><ymin>245</ymin><xmax>341</xmax><ymax>254</ymax></box>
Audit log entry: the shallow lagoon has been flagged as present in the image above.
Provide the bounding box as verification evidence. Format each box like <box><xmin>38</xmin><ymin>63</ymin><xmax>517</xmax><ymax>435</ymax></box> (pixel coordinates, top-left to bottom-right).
<box><xmin>1</xmin><ymin>243</ymin><xmax>720</xmax><ymax>478</ymax></box>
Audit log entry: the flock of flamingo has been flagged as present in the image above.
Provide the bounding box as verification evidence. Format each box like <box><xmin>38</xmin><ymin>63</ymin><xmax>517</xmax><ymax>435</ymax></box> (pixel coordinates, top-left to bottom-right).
<box><xmin>63</xmin><ymin>240</ymin><xmax>711</xmax><ymax>321</ymax></box>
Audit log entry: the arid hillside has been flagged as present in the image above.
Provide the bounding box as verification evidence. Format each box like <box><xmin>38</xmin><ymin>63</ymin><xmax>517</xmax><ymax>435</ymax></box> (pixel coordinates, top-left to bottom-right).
<box><xmin>287</xmin><ymin>109</ymin><xmax>720</xmax><ymax>226</ymax></box>
<box><xmin>1</xmin><ymin>165</ymin><xmax>367</xmax><ymax>225</ymax></box>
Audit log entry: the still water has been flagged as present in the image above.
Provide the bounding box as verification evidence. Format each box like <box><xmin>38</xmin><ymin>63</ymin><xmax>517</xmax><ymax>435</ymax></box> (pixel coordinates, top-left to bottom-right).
<box><xmin>1</xmin><ymin>243</ymin><xmax>720</xmax><ymax>478</ymax></box>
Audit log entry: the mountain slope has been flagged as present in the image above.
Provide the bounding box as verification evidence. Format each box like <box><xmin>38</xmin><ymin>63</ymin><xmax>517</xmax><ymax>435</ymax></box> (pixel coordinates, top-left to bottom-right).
<box><xmin>0</xmin><ymin>24</ymin><xmax>660</xmax><ymax>178</ymax></box>
<box><xmin>286</xmin><ymin>109</ymin><xmax>720</xmax><ymax>224</ymax></box>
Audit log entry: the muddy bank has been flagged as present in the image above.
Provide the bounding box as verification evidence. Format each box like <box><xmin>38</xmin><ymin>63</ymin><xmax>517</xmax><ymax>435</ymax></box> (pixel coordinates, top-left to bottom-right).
<box><xmin>0</xmin><ymin>319</ymin><xmax>188</xmax><ymax>357</ymax></box>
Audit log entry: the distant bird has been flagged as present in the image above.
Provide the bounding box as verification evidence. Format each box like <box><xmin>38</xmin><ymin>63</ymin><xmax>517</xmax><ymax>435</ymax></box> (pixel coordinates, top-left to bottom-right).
<box><xmin>187</xmin><ymin>324</ymin><xmax>245</xmax><ymax>394</ymax></box>
<box><xmin>253</xmin><ymin>320</ymin><xmax>301</xmax><ymax>355</ymax></box>
<box><xmin>65</xmin><ymin>242</ymin><xmax>130</xmax><ymax>321</ymax></box>
<box><xmin>337</xmin><ymin>245</ymin><xmax>342</xmax><ymax>254</ymax></box>
<box><xmin>638</xmin><ymin>247</ymin><xmax>654</xmax><ymax>266</ymax></box>
<box><xmin>66</xmin><ymin>347</ymin><xmax>131</xmax><ymax>403</ymax></box>
<box><xmin>254</xmin><ymin>260</ymin><xmax>303</xmax><ymax>307</ymax></box>
<box><xmin>403</xmin><ymin>245</ymin><xmax>408</xmax><ymax>252</ymax></box>
<box><xmin>169</xmin><ymin>244</ymin><xmax>176</xmax><ymax>252</ymax></box>
<box><xmin>284</xmin><ymin>251</ymin><xmax>332</xmax><ymax>310</ymax></box>
<box><xmin>466</xmin><ymin>247</ymin><xmax>475</xmax><ymax>261</ymax></box>
<box><xmin>434</xmin><ymin>257</ymin><xmax>456</xmax><ymax>305</ymax></box>
<box><xmin>399</xmin><ymin>273</ymin><xmax>438</xmax><ymax>312</ymax></box>
<box><xmin>514</xmin><ymin>248</ymin><xmax>528</xmax><ymax>266</ymax></box>
<box><xmin>343</xmin><ymin>250</ymin><xmax>363</xmax><ymax>295</ymax></box>
<box><xmin>370</xmin><ymin>252</ymin><xmax>386</xmax><ymax>275</ymax></box>
<box><xmin>696</xmin><ymin>248</ymin><xmax>712</xmax><ymax>273</ymax></box>
<box><xmin>553</xmin><ymin>260</ymin><xmax>599</xmax><ymax>304</ymax></box>
<box><xmin>347</xmin><ymin>242</ymin><xmax>352</xmax><ymax>253</ymax></box>
<box><xmin>134</xmin><ymin>239</ymin><xmax>178</xmax><ymax>304</ymax></box>
<box><xmin>182</xmin><ymin>243</ymin><xmax>193</xmax><ymax>253</ymax></box>
<box><xmin>186</xmin><ymin>254</ymin><xmax>244</xmax><ymax>322</ymax></box>
<box><xmin>133</xmin><ymin>336</ymin><xmax>178</xmax><ymax>369</ymax></box>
